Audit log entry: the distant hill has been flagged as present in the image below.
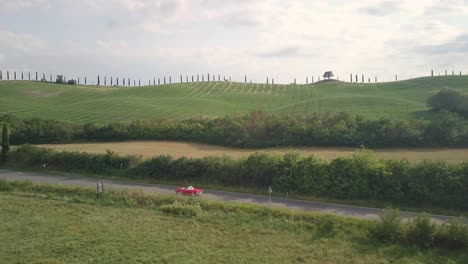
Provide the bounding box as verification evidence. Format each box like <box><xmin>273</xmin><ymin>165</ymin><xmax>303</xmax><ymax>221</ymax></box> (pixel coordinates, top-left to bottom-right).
<box><xmin>1</xmin><ymin>76</ymin><xmax>467</xmax><ymax>123</ymax></box>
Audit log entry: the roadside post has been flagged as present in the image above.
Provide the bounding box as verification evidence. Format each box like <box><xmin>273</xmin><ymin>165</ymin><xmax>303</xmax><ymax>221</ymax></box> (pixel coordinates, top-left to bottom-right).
<box><xmin>268</xmin><ymin>186</ymin><xmax>272</xmax><ymax>205</ymax></box>
<box><xmin>96</xmin><ymin>180</ymin><xmax>104</xmax><ymax>198</ymax></box>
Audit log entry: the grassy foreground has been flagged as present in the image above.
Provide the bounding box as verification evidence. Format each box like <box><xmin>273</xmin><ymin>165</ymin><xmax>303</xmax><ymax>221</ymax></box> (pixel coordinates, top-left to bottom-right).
<box><xmin>1</xmin><ymin>76</ymin><xmax>468</xmax><ymax>123</ymax></box>
<box><xmin>39</xmin><ymin>140</ymin><xmax>468</xmax><ymax>163</ymax></box>
<box><xmin>0</xmin><ymin>180</ymin><xmax>467</xmax><ymax>263</ymax></box>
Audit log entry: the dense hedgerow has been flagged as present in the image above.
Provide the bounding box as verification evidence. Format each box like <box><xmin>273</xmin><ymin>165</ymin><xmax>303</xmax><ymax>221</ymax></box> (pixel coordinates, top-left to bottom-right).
<box><xmin>1</xmin><ymin>110</ymin><xmax>468</xmax><ymax>148</ymax></box>
<box><xmin>4</xmin><ymin>145</ymin><xmax>468</xmax><ymax>211</ymax></box>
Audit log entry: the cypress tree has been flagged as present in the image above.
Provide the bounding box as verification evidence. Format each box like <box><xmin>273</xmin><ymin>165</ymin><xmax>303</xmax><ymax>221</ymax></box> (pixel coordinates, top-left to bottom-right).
<box><xmin>267</xmin><ymin>77</ymin><xmax>269</xmax><ymax>84</ymax></box>
<box><xmin>169</xmin><ymin>76</ymin><xmax>171</xmax><ymax>84</ymax></box>
<box><xmin>362</xmin><ymin>74</ymin><xmax>364</xmax><ymax>83</ymax></box>
<box><xmin>431</xmin><ymin>69</ymin><xmax>433</xmax><ymax>76</ymax></box>
<box><xmin>306</xmin><ymin>76</ymin><xmax>308</xmax><ymax>84</ymax></box>
<box><xmin>7</xmin><ymin>71</ymin><xmax>9</xmax><ymax>80</ymax></box>
<box><xmin>164</xmin><ymin>76</ymin><xmax>166</xmax><ymax>84</ymax></box>
<box><xmin>85</xmin><ymin>77</ymin><xmax>87</xmax><ymax>85</ymax></box>
<box><xmin>445</xmin><ymin>70</ymin><xmax>447</xmax><ymax>76</ymax></box>
<box><xmin>158</xmin><ymin>78</ymin><xmax>160</xmax><ymax>85</ymax></box>
<box><xmin>245</xmin><ymin>75</ymin><xmax>247</xmax><ymax>83</ymax></box>
<box><xmin>43</xmin><ymin>73</ymin><xmax>45</xmax><ymax>81</ymax></box>
<box><xmin>1</xmin><ymin>122</ymin><xmax>10</xmax><ymax>162</ymax></box>
<box><xmin>186</xmin><ymin>75</ymin><xmax>188</xmax><ymax>83</ymax></box>
<box><xmin>272</xmin><ymin>78</ymin><xmax>274</xmax><ymax>85</ymax></box>
<box><xmin>78</xmin><ymin>77</ymin><xmax>80</xmax><ymax>84</ymax></box>
<box><xmin>139</xmin><ymin>79</ymin><xmax>141</xmax><ymax>86</ymax></box>
<box><xmin>202</xmin><ymin>75</ymin><xmax>204</xmax><ymax>82</ymax></box>
<box><xmin>395</xmin><ymin>74</ymin><xmax>398</xmax><ymax>81</ymax></box>
<box><xmin>350</xmin><ymin>74</ymin><xmax>352</xmax><ymax>83</ymax></box>
<box><xmin>180</xmin><ymin>75</ymin><xmax>183</xmax><ymax>83</ymax></box>
<box><xmin>28</xmin><ymin>72</ymin><xmax>31</xmax><ymax>80</ymax></box>
<box><xmin>111</xmin><ymin>77</ymin><xmax>113</xmax><ymax>86</ymax></box>
<box><xmin>355</xmin><ymin>74</ymin><xmax>358</xmax><ymax>83</ymax></box>
<box><xmin>117</xmin><ymin>77</ymin><xmax>119</xmax><ymax>86</ymax></box>
<box><xmin>128</xmin><ymin>78</ymin><xmax>130</xmax><ymax>86</ymax></box>
<box><xmin>14</xmin><ymin>72</ymin><xmax>16</xmax><ymax>80</ymax></box>
<box><xmin>104</xmin><ymin>76</ymin><xmax>107</xmax><ymax>86</ymax></box>
<box><xmin>452</xmin><ymin>70</ymin><xmax>454</xmax><ymax>75</ymax></box>
<box><xmin>0</xmin><ymin>70</ymin><xmax>2</xmax><ymax>80</ymax></box>
<box><xmin>97</xmin><ymin>75</ymin><xmax>100</xmax><ymax>86</ymax></box>
<box><xmin>192</xmin><ymin>75</ymin><xmax>194</xmax><ymax>82</ymax></box>
<box><xmin>154</xmin><ymin>78</ymin><xmax>156</xmax><ymax>85</ymax></box>
<box><xmin>134</xmin><ymin>80</ymin><xmax>136</xmax><ymax>86</ymax></box>
<box><xmin>36</xmin><ymin>72</ymin><xmax>38</xmax><ymax>81</ymax></box>
<box><xmin>207</xmin><ymin>74</ymin><xmax>210</xmax><ymax>82</ymax></box>
<box><xmin>50</xmin><ymin>74</ymin><xmax>52</xmax><ymax>82</ymax></box>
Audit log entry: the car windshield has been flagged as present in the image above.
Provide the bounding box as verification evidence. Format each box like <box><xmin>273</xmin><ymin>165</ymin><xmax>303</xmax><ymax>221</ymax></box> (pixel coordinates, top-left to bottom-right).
<box><xmin>186</xmin><ymin>186</ymin><xmax>194</xmax><ymax>190</ymax></box>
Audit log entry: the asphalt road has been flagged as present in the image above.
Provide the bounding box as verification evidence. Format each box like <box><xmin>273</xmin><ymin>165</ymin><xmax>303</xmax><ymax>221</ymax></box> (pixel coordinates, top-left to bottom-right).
<box><xmin>0</xmin><ymin>169</ymin><xmax>465</xmax><ymax>223</ymax></box>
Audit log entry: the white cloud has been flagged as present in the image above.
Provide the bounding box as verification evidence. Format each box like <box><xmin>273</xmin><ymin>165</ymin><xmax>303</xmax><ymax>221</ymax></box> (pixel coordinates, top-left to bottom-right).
<box><xmin>0</xmin><ymin>0</ymin><xmax>48</xmax><ymax>10</ymax></box>
<box><xmin>0</xmin><ymin>0</ymin><xmax>468</xmax><ymax>82</ymax></box>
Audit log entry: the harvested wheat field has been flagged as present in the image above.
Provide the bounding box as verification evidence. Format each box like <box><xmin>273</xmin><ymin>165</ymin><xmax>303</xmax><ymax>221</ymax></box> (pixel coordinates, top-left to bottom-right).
<box><xmin>38</xmin><ymin>141</ymin><xmax>468</xmax><ymax>163</ymax></box>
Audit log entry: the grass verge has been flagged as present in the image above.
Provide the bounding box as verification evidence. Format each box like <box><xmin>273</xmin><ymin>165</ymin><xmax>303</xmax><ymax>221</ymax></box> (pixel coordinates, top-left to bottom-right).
<box><xmin>0</xmin><ymin>179</ymin><xmax>467</xmax><ymax>263</ymax></box>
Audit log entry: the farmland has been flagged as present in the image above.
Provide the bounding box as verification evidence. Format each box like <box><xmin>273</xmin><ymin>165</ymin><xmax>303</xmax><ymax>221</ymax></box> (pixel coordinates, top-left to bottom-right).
<box><xmin>1</xmin><ymin>76</ymin><xmax>468</xmax><ymax>123</ymax></box>
<box><xmin>39</xmin><ymin>140</ymin><xmax>468</xmax><ymax>163</ymax></box>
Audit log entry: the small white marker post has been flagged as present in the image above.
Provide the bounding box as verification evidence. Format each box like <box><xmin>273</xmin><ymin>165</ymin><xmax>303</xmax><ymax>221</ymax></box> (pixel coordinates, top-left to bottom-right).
<box><xmin>268</xmin><ymin>186</ymin><xmax>272</xmax><ymax>205</ymax></box>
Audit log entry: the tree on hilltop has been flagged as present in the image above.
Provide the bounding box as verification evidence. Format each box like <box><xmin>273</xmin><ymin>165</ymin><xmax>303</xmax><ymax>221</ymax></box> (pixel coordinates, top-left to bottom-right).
<box><xmin>323</xmin><ymin>71</ymin><xmax>334</xmax><ymax>80</ymax></box>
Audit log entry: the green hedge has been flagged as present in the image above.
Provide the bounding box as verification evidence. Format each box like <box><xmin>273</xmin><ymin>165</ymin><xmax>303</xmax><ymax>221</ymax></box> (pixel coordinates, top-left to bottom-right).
<box><xmin>5</xmin><ymin>145</ymin><xmax>468</xmax><ymax>211</ymax></box>
<box><xmin>2</xmin><ymin>110</ymin><xmax>468</xmax><ymax>148</ymax></box>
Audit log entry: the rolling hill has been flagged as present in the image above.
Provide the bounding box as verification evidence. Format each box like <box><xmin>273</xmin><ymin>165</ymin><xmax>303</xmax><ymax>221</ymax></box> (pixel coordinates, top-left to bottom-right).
<box><xmin>1</xmin><ymin>76</ymin><xmax>467</xmax><ymax>123</ymax></box>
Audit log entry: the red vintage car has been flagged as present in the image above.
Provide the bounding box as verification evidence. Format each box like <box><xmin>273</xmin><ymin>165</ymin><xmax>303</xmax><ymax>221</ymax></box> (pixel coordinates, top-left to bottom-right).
<box><xmin>175</xmin><ymin>186</ymin><xmax>203</xmax><ymax>196</ymax></box>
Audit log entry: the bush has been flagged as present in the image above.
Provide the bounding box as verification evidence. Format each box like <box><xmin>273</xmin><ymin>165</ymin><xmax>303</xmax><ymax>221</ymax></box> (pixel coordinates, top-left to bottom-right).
<box><xmin>370</xmin><ymin>208</ymin><xmax>402</xmax><ymax>242</ymax></box>
<box><xmin>159</xmin><ymin>203</ymin><xmax>201</xmax><ymax>217</ymax></box>
<box><xmin>436</xmin><ymin>219</ymin><xmax>468</xmax><ymax>249</ymax></box>
<box><xmin>67</xmin><ymin>79</ymin><xmax>77</xmax><ymax>85</ymax></box>
<box><xmin>406</xmin><ymin>213</ymin><xmax>437</xmax><ymax>248</ymax></box>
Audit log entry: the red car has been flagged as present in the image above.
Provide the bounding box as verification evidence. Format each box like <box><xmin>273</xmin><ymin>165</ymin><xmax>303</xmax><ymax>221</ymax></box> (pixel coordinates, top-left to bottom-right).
<box><xmin>175</xmin><ymin>186</ymin><xmax>203</xmax><ymax>196</ymax></box>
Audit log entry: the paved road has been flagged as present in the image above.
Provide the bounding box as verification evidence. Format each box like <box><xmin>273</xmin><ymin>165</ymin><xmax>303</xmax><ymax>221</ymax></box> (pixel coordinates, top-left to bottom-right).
<box><xmin>0</xmin><ymin>169</ymin><xmax>465</xmax><ymax>223</ymax></box>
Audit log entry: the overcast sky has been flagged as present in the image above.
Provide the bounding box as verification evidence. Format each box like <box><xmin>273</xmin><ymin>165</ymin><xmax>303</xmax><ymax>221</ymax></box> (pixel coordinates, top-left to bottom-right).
<box><xmin>1</xmin><ymin>0</ymin><xmax>468</xmax><ymax>84</ymax></box>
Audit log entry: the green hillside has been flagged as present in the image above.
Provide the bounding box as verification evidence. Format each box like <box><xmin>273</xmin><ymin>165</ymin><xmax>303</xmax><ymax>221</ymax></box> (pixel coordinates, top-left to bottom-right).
<box><xmin>1</xmin><ymin>76</ymin><xmax>467</xmax><ymax>123</ymax></box>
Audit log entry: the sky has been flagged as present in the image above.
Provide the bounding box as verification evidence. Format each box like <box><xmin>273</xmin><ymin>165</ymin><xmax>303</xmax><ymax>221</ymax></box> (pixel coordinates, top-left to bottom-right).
<box><xmin>1</xmin><ymin>0</ymin><xmax>468</xmax><ymax>84</ymax></box>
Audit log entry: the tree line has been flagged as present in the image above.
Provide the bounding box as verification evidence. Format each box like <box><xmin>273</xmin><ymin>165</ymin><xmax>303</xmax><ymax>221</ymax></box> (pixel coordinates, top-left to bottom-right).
<box><xmin>4</xmin><ymin>145</ymin><xmax>468</xmax><ymax>211</ymax></box>
<box><xmin>1</xmin><ymin>110</ymin><xmax>468</xmax><ymax>148</ymax></box>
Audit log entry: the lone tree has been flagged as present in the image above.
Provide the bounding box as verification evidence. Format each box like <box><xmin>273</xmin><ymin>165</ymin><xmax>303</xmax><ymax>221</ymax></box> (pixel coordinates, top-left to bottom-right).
<box><xmin>1</xmin><ymin>122</ymin><xmax>10</xmax><ymax>162</ymax></box>
<box><xmin>56</xmin><ymin>75</ymin><xmax>65</xmax><ymax>84</ymax></box>
<box><xmin>323</xmin><ymin>71</ymin><xmax>334</xmax><ymax>80</ymax></box>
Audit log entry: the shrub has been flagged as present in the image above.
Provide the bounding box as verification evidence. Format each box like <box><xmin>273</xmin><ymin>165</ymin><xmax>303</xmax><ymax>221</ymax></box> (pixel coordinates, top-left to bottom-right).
<box><xmin>159</xmin><ymin>203</ymin><xmax>201</xmax><ymax>217</ymax></box>
<box><xmin>406</xmin><ymin>213</ymin><xmax>437</xmax><ymax>248</ymax></box>
<box><xmin>436</xmin><ymin>219</ymin><xmax>468</xmax><ymax>249</ymax></box>
<box><xmin>370</xmin><ymin>208</ymin><xmax>402</xmax><ymax>242</ymax></box>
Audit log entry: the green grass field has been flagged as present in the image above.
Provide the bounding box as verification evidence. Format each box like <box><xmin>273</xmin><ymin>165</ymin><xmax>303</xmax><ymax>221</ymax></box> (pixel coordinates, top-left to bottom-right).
<box><xmin>1</xmin><ymin>181</ymin><xmax>467</xmax><ymax>263</ymax></box>
<box><xmin>1</xmin><ymin>76</ymin><xmax>467</xmax><ymax>123</ymax></box>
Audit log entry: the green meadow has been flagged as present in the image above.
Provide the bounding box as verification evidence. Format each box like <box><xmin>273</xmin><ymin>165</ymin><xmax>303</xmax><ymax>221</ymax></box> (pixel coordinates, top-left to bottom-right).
<box><xmin>1</xmin><ymin>181</ymin><xmax>467</xmax><ymax>264</ymax></box>
<box><xmin>1</xmin><ymin>76</ymin><xmax>467</xmax><ymax>123</ymax></box>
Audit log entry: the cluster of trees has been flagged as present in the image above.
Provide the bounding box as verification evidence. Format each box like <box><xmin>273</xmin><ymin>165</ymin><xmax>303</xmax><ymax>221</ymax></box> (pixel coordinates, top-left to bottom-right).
<box><xmin>2</xmin><ymin>110</ymin><xmax>468</xmax><ymax>148</ymax></box>
<box><xmin>6</xmin><ymin>145</ymin><xmax>468</xmax><ymax>211</ymax></box>
<box><xmin>428</xmin><ymin>89</ymin><xmax>468</xmax><ymax>117</ymax></box>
